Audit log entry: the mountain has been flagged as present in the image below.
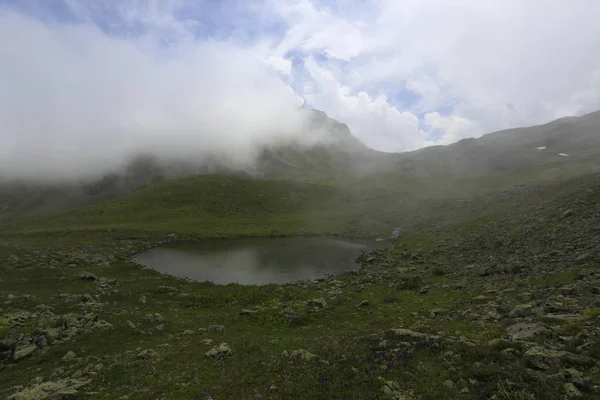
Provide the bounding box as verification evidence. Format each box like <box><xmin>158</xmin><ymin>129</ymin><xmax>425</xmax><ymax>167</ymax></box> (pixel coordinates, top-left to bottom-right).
<box><xmin>1</xmin><ymin>109</ymin><xmax>600</xmax><ymax>224</ymax></box>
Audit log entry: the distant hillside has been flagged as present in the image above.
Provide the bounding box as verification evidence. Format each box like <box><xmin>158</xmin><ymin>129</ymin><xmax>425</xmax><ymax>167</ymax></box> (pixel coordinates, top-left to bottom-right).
<box><xmin>1</xmin><ymin>175</ymin><xmax>389</xmax><ymax>237</ymax></box>
<box><xmin>1</xmin><ymin>108</ymin><xmax>600</xmax><ymax>224</ymax></box>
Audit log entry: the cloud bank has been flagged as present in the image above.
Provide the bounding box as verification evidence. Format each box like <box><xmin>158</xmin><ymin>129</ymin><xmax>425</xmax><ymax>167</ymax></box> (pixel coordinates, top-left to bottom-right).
<box><xmin>0</xmin><ymin>9</ymin><xmax>313</xmax><ymax>181</ymax></box>
<box><xmin>1</xmin><ymin>0</ymin><xmax>600</xmax><ymax>181</ymax></box>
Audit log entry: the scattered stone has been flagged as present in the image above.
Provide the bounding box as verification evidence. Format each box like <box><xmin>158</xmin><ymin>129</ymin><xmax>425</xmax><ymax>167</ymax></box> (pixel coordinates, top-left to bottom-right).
<box><xmin>564</xmin><ymin>382</ymin><xmax>583</xmax><ymax>398</ymax></box>
<box><xmin>357</xmin><ymin>300</ymin><xmax>370</xmax><ymax>308</ymax></box>
<box><xmin>524</xmin><ymin>347</ymin><xmax>596</xmax><ymax>370</ymax></box>
<box><xmin>62</xmin><ymin>351</ymin><xmax>77</xmax><ymax>362</ymax></box>
<box><xmin>419</xmin><ymin>286</ymin><xmax>430</xmax><ymax>295</ymax></box>
<box><xmin>429</xmin><ymin>308</ymin><xmax>445</xmax><ymax>318</ymax></box>
<box><xmin>208</xmin><ymin>325</ymin><xmax>225</xmax><ymax>333</ymax></box>
<box><xmin>443</xmin><ymin>379</ymin><xmax>455</xmax><ymax>389</ymax></box>
<box><xmin>13</xmin><ymin>344</ymin><xmax>37</xmax><ymax>361</ymax></box>
<box><xmin>137</xmin><ymin>349</ymin><xmax>160</xmax><ymax>360</ymax></box>
<box><xmin>240</xmin><ymin>309</ymin><xmax>257</xmax><ymax>315</ymax></box>
<box><xmin>122</xmin><ymin>320</ymin><xmax>136</xmax><ymax>329</ymax></box>
<box><xmin>282</xmin><ymin>349</ymin><xmax>318</xmax><ymax>362</ymax></box>
<box><xmin>7</xmin><ymin>379</ymin><xmax>90</xmax><ymax>400</ymax></box>
<box><xmin>77</xmin><ymin>272</ymin><xmax>97</xmax><ymax>281</ymax></box>
<box><xmin>542</xmin><ymin>313</ymin><xmax>589</xmax><ymax>324</ymax></box>
<box><xmin>505</xmin><ymin>322</ymin><xmax>551</xmax><ymax>341</ymax></box>
<box><xmin>205</xmin><ymin>343</ymin><xmax>233</xmax><ymax>359</ymax></box>
<box><xmin>385</xmin><ymin>328</ymin><xmax>440</xmax><ymax>342</ymax></box>
<box><xmin>509</xmin><ymin>303</ymin><xmax>535</xmax><ymax>318</ymax></box>
<box><xmin>183</xmin><ymin>330</ymin><xmax>195</xmax><ymax>335</ymax></box>
<box><xmin>144</xmin><ymin>313</ymin><xmax>164</xmax><ymax>323</ymax></box>
<box><xmin>307</xmin><ymin>299</ymin><xmax>328</xmax><ymax>312</ymax></box>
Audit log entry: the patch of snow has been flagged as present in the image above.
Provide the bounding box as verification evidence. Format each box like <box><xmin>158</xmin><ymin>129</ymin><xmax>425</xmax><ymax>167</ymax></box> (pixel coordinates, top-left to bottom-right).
<box><xmin>535</xmin><ymin>146</ymin><xmax>547</xmax><ymax>151</ymax></box>
<box><xmin>557</xmin><ymin>153</ymin><xmax>569</xmax><ymax>157</ymax></box>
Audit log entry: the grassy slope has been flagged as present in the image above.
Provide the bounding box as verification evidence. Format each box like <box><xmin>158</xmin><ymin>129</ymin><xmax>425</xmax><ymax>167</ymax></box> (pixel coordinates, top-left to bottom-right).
<box><xmin>1</xmin><ymin>174</ymin><xmax>598</xmax><ymax>400</ymax></box>
<box><xmin>1</xmin><ymin>175</ymin><xmax>391</xmax><ymax>238</ymax></box>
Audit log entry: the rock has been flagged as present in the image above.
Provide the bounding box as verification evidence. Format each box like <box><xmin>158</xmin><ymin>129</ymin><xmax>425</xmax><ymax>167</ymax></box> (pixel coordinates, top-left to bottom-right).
<box><xmin>505</xmin><ymin>322</ymin><xmax>551</xmax><ymax>341</ymax></box>
<box><xmin>357</xmin><ymin>300</ymin><xmax>370</xmax><ymax>308</ymax></box>
<box><xmin>62</xmin><ymin>351</ymin><xmax>77</xmax><ymax>362</ymax></box>
<box><xmin>144</xmin><ymin>313</ymin><xmax>164</xmax><ymax>323</ymax></box>
<box><xmin>524</xmin><ymin>347</ymin><xmax>596</xmax><ymax>370</ymax></box>
<box><xmin>542</xmin><ymin>314</ymin><xmax>589</xmax><ymax>324</ymax></box>
<box><xmin>13</xmin><ymin>344</ymin><xmax>37</xmax><ymax>361</ymax></box>
<box><xmin>183</xmin><ymin>330</ymin><xmax>195</xmax><ymax>335</ymax></box>
<box><xmin>122</xmin><ymin>320</ymin><xmax>136</xmax><ymax>329</ymax></box>
<box><xmin>443</xmin><ymin>379</ymin><xmax>455</xmax><ymax>389</ymax></box>
<box><xmin>306</xmin><ymin>299</ymin><xmax>328</xmax><ymax>312</ymax></box>
<box><xmin>563</xmin><ymin>383</ymin><xmax>583</xmax><ymax>398</ymax></box>
<box><xmin>240</xmin><ymin>309</ymin><xmax>257</xmax><ymax>315</ymax></box>
<box><xmin>385</xmin><ymin>328</ymin><xmax>440</xmax><ymax>342</ymax></box>
<box><xmin>429</xmin><ymin>308</ymin><xmax>445</xmax><ymax>318</ymax></box>
<box><xmin>77</xmin><ymin>272</ymin><xmax>97</xmax><ymax>281</ymax></box>
<box><xmin>139</xmin><ymin>295</ymin><xmax>147</xmax><ymax>304</ymax></box>
<box><xmin>283</xmin><ymin>349</ymin><xmax>318</xmax><ymax>362</ymax></box>
<box><xmin>137</xmin><ymin>349</ymin><xmax>159</xmax><ymax>360</ymax></box>
<box><xmin>7</xmin><ymin>379</ymin><xmax>90</xmax><ymax>400</ymax></box>
<box><xmin>208</xmin><ymin>325</ymin><xmax>225</xmax><ymax>333</ymax></box>
<box><xmin>205</xmin><ymin>343</ymin><xmax>233</xmax><ymax>359</ymax></box>
<box><xmin>419</xmin><ymin>286</ymin><xmax>430</xmax><ymax>295</ymax></box>
<box><xmin>575</xmin><ymin>254</ymin><xmax>591</xmax><ymax>265</ymax></box>
<box><xmin>509</xmin><ymin>303</ymin><xmax>535</xmax><ymax>318</ymax></box>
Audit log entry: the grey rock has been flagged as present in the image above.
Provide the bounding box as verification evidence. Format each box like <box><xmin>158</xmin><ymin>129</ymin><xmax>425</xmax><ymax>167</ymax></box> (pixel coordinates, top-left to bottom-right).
<box><xmin>505</xmin><ymin>322</ymin><xmax>551</xmax><ymax>341</ymax></box>
<box><xmin>240</xmin><ymin>309</ymin><xmax>257</xmax><ymax>315</ymax></box>
<box><xmin>137</xmin><ymin>349</ymin><xmax>160</xmax><ymax>360</ymax></box>
<box><xmin>205</xmin><ymin>343</ymin><xmax>233</xmax><ymax>359</ymax></box>
<box><xmin>208</xmin><ymin>325</ymin><xmax>225</xmax><ymax>333</ymax></box>
<box><xmin>307</xmin><ymin>298</ymin><xmax>328</xmax><ymax>312</ymax></box>
<box><xmin>122</xmin><ymin>320</ymin><xmax>136</xmax><ymax>329</ymax></box>
<box><xmin>542</xmin><ymin>314</ymin><xmax>588</xmax><ymax>324</ymax></box>
<box><xmin>509</xmin><ymin>303</ymin><xmax>535</xmax><ymax>318</ymax></box>
<box><xmin>61</xmin><ymin>350</ymin><xmax>77</xmax><ymax>362</ymax></box>
<box><xmin>77</xmin><ymin>272</ymin><xmax>97</xmax><ymax>281</ymax></box>
<box><xmin>13</xmin><ymin>344</ymin><xmax>37</xmax><ymax>361</ymax></box>
<box><xmin>524</xmin><ymin>347</ymin><xmax>596</xmax><ymax>370</ymax></box>
<box><xmin>282</xmin><ymin>349</ymin><xmax>319</xmax><ymax>361</ymax></box>
<box><xmin>563</xmin><ymin>382</ymin><xmax>583</xmax><ymax>398</ymax></box>
<box><xmin>385</xmin><ymin>328</ymin><xmax>440</xmax><ymax>342</ymax></box>
<box><xmin>357</xmin><ymin>300</ymin><xmax>370</xmax><ymax>308</ymax></box>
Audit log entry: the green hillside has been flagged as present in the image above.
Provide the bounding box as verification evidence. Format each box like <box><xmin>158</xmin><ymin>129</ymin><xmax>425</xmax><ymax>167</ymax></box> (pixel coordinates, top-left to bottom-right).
<box><xmin>1</xmin><ymin>175</ymin><xmax>391</xmax><ymax>237</ymax></box>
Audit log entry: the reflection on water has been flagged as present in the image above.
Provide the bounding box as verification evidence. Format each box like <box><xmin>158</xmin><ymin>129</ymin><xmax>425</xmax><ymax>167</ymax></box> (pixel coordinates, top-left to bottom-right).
<box><xmin>134</xmin><ymin>237</ymin><xmax>386</xmax><ymax>285</ymax></box>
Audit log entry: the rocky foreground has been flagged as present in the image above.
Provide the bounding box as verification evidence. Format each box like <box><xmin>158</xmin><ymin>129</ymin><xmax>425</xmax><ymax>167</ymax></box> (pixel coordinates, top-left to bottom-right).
<box><xmin>1</xmin><ymin>177</ymin><xmax>599</xmax><ymax>399</ymax></box>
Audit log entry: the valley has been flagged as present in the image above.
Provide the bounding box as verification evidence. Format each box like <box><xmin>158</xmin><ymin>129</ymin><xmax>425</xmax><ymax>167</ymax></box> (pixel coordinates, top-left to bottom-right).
<box><xmin>1</xmin><ymin>111</ymin><xmax>600</xmax><ymax>400</ymax></box>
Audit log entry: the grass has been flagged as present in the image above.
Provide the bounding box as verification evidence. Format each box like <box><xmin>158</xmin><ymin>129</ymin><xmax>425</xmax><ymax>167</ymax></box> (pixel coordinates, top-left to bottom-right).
<box><xmin>1</xmin><ymin>171</ymin><xmax>599</xmax><ymax>399</ymax></box>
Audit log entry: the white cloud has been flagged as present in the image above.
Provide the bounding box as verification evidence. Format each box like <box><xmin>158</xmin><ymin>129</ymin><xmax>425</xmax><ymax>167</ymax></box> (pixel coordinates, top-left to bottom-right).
<box><xmin>0</xmin><ymin>9</ymin><xmax>314</xmax><ymax>181</ymax></box>
<box><xmin>2</xmin><ymin>0</ymin><xmax>600</xmax><ymax>178</ymax></box>
<box><xmin>303</xmin><ymin>57</ymin><xmax>424</xmax><ymax>152</ymax></box>
<box><xmin>271</xmin><ymin>0</ymin><xmax>364</xmax><ymax>60</ymax></box>
<box><xmin>423</xmin><ymin>112</ymin><xmax>480</xmax><ymax>146</ymax></box>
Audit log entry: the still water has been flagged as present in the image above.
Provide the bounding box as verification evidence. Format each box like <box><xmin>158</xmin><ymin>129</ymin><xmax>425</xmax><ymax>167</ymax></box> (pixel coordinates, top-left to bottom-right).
<box><xmin>134</xmin><ymin>237</ymin><xmax>386</xmax><ymax>285</ymax></box>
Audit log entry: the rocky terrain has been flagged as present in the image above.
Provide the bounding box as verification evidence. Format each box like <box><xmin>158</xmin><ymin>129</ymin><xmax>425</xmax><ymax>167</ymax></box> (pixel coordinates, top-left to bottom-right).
<box><xmin>1</xmin><ymin>110</ymin><xmax>599</xmax><ymax>399</ymax></box>
<box><xmin>0</xmin><ymin>170</ymin><xmax>598</xmax><ymax>399</ymax></box>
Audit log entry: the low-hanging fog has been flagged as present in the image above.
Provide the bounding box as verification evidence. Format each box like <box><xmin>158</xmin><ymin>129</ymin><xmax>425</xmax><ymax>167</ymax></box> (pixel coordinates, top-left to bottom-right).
<box><xmin>0</xmin><ymin>10</ymin><xmax>331</xmax><ymax>183</ymax></box>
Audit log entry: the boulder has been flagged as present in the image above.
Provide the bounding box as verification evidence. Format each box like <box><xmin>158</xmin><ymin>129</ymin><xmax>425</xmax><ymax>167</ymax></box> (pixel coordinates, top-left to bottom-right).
<box><xmin>208</xmin><ymin>325</ymin><xmax>225</xmax><ymax>333</ymax></box>
<box><xmin>137</xmin><ymin>349</ymin><xmax>160</xmax><ymax>360</ymax></box>
<box><xmin>282</xmin><ymin>349</ymin><xmax>319</xmax><ymax>362</ymax></box>
<box><xmin>509</xmin><ymin>303</ymin><xmax>535</xmax><ymax>318</ymax></box>
<box><xmin>505</xmin><ymin>322</ymin><xmax>551</xmax><ymax>341</ymax></box>
<box><xmin>205</xmin><ymin>343</ymin><xmax>233</xmax><ymax>359</ymax></box>
<box><xmin>524</xmin><ymin>347</ymin><xmax>596</xmax><ymax>370</ymax></box>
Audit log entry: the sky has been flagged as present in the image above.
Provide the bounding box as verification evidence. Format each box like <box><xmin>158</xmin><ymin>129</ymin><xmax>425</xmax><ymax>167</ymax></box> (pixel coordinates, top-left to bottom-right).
<box><xmin>1</xmin><ymin>0</ymin><xmax>600</xmax><ymax>180</ymax></box>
